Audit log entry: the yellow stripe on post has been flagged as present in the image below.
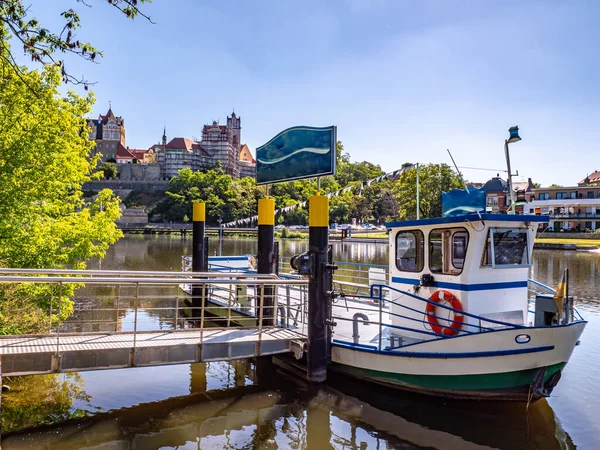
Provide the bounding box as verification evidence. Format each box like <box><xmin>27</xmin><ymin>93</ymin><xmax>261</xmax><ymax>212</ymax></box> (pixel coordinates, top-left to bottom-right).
<box><xmin>258</xmin><ymin>198</ymin><xmax>275</xmax><ymax>226</ymax></box>
<box><xmin>309</xmin><ymin>195</ymin><xmax>329</xmax><ymax>227</ymax></box>
<box><xmin>192</xmin><ymin>202</ymin><xmax>205</xmax><ymax>222</ymax></box>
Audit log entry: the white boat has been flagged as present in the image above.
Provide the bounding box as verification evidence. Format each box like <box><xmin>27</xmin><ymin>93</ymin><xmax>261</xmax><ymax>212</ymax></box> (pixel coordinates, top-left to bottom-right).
<box><xmin>330</xmin><ymin>213</ymin><xmax>587</xmax><ymax>401</ymax></box>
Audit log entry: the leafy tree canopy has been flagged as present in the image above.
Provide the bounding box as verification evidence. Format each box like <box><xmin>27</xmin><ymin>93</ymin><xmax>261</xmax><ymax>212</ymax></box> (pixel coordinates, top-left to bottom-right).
<box><xmin>0</xmin><ymin>0</ymin><xmax>152</xmax><ymax>89</ymax></box>
<box><xmin>393</xmin><ymin>163</ymin><xmax>464</xmax><ymax>220</ymax></box>
<box><xmin>0</xmin><ymin>49</ymin><xmax>122</xmax><ymax>334</ymax></box>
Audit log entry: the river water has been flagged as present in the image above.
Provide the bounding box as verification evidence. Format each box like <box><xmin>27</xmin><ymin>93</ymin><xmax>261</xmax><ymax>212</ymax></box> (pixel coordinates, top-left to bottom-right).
<box><xmin>2</xmin><ymin>236</ymin><xmax>599</xmax><ymax>449</ymax></box>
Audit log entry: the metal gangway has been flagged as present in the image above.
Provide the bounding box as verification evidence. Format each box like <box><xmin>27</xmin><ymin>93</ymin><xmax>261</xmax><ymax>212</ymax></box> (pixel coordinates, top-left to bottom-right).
<box><xmin>0</xmin><ymin>269</ymin><xmax>309</xmax><ymax>377</ymax></box>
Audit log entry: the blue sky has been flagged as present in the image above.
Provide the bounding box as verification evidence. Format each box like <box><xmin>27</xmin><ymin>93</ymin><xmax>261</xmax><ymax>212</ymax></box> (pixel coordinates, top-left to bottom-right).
<box><xmin>20</xmin><ymin>0</ymin><xmax>600</xmax><ymax>186</ymax></box>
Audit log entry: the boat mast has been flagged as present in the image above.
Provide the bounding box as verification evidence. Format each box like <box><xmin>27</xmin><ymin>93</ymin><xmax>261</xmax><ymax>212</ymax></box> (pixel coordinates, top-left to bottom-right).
<box><xmin>416</xmin><ymin>163</ymin><xmax>420</xmax><ymax>220</ymax></box>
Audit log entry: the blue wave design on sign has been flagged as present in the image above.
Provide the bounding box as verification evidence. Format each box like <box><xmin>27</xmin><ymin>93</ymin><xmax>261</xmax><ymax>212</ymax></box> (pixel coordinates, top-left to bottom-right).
<box><xmin>442</xmin><ymin>186</ymin><xmax>486</xmax><ymax>217</ymax></box>
<box><xmin>256</xmin><ymin>126</ymin><xmax>336</xmax><ymax>185</ymax></box>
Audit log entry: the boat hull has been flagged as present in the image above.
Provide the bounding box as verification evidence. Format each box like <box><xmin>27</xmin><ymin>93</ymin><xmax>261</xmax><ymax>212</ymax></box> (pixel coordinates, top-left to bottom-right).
<box><xmin>330</xmin><ymin>321</ymin><xmax>586</xmax><ymax>402</ymax></box>
<box><xmin>330</xmin><ymin>361</ymin><xmax>564</xmax><ymax>401</ymax></box>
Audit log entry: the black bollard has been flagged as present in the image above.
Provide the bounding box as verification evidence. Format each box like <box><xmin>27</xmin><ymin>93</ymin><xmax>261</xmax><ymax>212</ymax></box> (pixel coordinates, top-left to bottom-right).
<box><xmin>307</xmin><ymin>194</ymin><xmax>331</xmax><ymax>383</ymax></box>
<box><xmin>192</xmin><ymin>202</ymin><xmax>207</xmax><ymax>314</ymax></box>
<box><xmin>257</xmin><ymin>197</ymin><xmax>275</xmax><ymax>326</ymax></box>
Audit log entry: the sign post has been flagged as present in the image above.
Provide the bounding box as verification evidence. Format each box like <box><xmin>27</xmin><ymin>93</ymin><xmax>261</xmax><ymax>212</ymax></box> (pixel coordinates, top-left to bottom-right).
<box><xmin>257</xmin><ymin>125</ymin><xmax>337</xmax><ymax>383</ymax></box>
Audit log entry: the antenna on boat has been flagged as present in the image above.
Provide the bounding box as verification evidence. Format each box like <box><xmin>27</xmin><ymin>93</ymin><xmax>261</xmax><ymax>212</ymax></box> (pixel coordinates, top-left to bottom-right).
<box><xmin>447</xmin><ymin>149</ymin><xmax>485</xmax><ymax>228</ymax></box>
<box><xmin>447</xmin><ymin>149</ymin><xmax>469</xmax><ymax>193</ymax></box>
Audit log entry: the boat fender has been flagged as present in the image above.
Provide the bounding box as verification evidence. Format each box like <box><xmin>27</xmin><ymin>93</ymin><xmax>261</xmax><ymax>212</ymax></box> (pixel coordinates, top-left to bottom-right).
<box><xmin>426</xmin><ymin>290</ymin><xmax>464</xmax><ymax>336</ymax></box>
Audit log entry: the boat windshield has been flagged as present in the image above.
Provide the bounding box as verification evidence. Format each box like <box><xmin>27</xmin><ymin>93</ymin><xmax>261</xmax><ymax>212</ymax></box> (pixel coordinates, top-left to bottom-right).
<box><xmin>429</xmin><ymin>227</ymin><xmax>469</xmax><ymax>275</ymax></box>
<box><xmin>482</xmin><ymin>228</ymin><xmax>529</xmax><ymax>268</ymax></box>
<box><xmin>395</xmin><ymin>230</ymin><xmax>424</xmax><ymax>272</ymax></box>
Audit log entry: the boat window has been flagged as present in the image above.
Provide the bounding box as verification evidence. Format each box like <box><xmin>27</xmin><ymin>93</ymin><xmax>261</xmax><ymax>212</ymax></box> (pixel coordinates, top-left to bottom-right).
<box><xmin>395</xmin><ymin>230</ymin><xmax>424</xmax><ymax>272</ymax></box>
<box><xmin>482</xmin><ymin>228</ymin><xmax>529</xmax><ymax>268</ymax></box>
<box><xmin>429</xmin><ymin>228</ymin><xmax>469</xmax><ymax>275</ymax></box>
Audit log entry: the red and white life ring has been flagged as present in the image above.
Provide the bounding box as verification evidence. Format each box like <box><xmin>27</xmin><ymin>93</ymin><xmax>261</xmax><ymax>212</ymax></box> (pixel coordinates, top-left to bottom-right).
<box><xmin>426</xmin><ymin>290</ymin><xmax>464</xmax><ymax>336</ymax></box>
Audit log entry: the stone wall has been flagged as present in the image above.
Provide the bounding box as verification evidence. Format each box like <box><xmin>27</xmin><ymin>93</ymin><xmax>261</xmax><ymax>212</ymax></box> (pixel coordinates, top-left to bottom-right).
<box><xmin>116</xmin><ymin>208</ymin><xmax>148</xmax><ymax>225</ymax></box>
<box><xmin>119</xmin><ymin>163</ymin><xmax>161</xmax><ymax>181</ymax></box>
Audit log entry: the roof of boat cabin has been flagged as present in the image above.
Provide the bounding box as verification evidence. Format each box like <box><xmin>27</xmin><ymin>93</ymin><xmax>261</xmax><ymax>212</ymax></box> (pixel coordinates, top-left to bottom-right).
<box><xmin>386</xmin><ymin>213</ymin><xmax>549</xmax><ymax>229</ymax></box>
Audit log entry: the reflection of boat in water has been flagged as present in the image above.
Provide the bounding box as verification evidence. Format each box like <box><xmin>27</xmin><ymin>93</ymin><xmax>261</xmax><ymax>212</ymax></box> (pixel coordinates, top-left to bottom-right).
<box><xmin>2</xmin><ymin>358</ymin><xmax>574</xmax><ymax>450</ymax></box>
<box><xmin>330</xmin><ymin>213</ymin><xmax>587</xmax><ymax>402</ymax></box>
<box><xmin>327</xmin><ymin>369</ymin><xmax>574</xmax><ymax>450</ymax></box>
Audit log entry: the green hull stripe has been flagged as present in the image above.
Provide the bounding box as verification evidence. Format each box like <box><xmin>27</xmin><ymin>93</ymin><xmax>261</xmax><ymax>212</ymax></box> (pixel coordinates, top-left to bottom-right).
<box><xmin>332</xmin><ymin>362</ymin><xmax>566</xmax><ymax>391</ymax></box>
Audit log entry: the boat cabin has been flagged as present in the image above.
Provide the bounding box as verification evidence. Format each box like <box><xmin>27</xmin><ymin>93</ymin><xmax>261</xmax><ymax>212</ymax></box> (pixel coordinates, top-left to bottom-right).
<box><xmin>386</xmin><ymin>214</ymin><xmax>549</xmax><ymax>339</ymax></box>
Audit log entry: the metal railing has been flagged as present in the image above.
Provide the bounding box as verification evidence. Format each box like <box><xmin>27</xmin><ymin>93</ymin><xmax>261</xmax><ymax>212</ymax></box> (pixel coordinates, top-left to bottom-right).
<box><xmin>279</xmin><ymin>257</ymin><xmax>389</xmax><ymax>294</ymax></box>
<box><xmin>0</xmin><ymin>270</ymin><xmax>310</xmax><ymax>348</ymax></box>
<box><xmin>331</xmin><ymin>284</ymin><xmax>531</xmax><ymax>351</ymax></box>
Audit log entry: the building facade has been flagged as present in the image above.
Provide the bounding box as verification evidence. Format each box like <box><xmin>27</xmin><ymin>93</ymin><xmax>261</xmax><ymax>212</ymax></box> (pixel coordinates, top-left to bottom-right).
<box><xmin>525</xmin><ymin>185</ymin><xmax>600</xmax><ymax>231</ymax></box>
<box><xmin>155</xmin><ymin>112</ymin><xmax>256</xmax><ymax>180</ymax></box>
<box><xmin>87</xmin><ymin>107</ymin><xmax>126</xmax><ymax>161</ymax></box>
<box><xmin>155</xmin><ymin>137</ymin><xmax>213</xmax><ymax>180</ymax></box>
<box><xmin>482</xmin><ymin>176</ymin><xmax>534</xmax><ymax>214</ymax></box>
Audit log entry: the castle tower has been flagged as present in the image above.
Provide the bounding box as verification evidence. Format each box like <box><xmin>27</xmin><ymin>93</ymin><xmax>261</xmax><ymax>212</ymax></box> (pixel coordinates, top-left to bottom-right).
<box><xmin>227</xmin><ymin>111</ymin><xmax>241</xmax><ymax>151</ymax></box>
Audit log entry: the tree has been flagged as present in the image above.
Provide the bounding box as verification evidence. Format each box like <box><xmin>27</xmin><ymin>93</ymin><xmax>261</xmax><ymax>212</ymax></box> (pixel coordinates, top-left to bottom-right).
<box><xmin>0</xmin><ymin>57</ymin><xmax>122</xmax><ymax>334</ymax></box>
<box><xmin>373</xmin><ymin>189</ymin><xmax>399</xmax><ymax>224</ymax></box>
<box><xmin>549</xmin><ymin>184</ymin><xmax>563</xmax><ymax>188</ymax></box>
<box><xmin>98</xmin><ymin>161</ymin><xmax>117</xmax><ymax>180</ymax></box>
<box><xmin>1</xmin><ymin>0</ymin><xmax>152</xmax><ymax>89</ymax></box>
<box><xmin>335</xmin><ymin>141</ymin><xmax>385</xmax><ymax>187</ymax></box>
<box><xmin>393</xmin><ymin>164</ymin><xmax>463</xmax><ymax>220</ymax></box>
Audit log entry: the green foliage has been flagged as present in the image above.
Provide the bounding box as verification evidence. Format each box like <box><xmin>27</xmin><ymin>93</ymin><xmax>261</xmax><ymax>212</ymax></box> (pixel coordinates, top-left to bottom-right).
<box><xmin>393</xmin><ymin>163</ymin><xmax>463</xmax><ymax>220</ymax></box>
<box><xmin>335</xmin><ymin>142</ymin><xmax>385</xmax><ymax>186</ymax></box>
<box><xmin>2</xmin><ymin>373</ymin><xmax>94</xmax><ymax>432</ymax></box>
<box><xmin>0</xmin><ymin>0</ymin><xmax>152</xmax><ymax>88</ymax></box>
<box><xmin>0</xmin><ymin>52</ymin><xmax>122</xmax><ymax>334</ymax></box>
<box><xmin>98</xmin><ymin>161</ymin><xmax>117</xmax><ymax>180</ymax></box>
<box><xmin>154</xmin><ymin>167</ymin><xmax>264</xmax><ymax>225</ymax></box>
<box><xmin>157</xmin><ymin>142</ymin><xmax>464</xmax><ymax>229</ymax></box>
<box><xmin>549</xmin><ymin>183</ymin><xmax>563</xmax><ymax>188</ymax></box>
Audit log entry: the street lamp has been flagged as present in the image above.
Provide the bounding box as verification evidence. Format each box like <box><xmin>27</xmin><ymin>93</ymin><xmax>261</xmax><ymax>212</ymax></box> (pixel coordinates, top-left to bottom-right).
<box><xmin>217</xmin><ymin>216</ymin><xmax>223</xmax><ymax>256</ymax></box>
<box><xmin>504</xmin><ymin>126</ymin><xmax>521</xmax><ymax>215</ymax></box>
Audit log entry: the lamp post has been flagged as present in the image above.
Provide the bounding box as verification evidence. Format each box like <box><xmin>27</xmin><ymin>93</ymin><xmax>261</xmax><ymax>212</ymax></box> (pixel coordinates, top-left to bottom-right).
<box><xmin>217</xmin><ymin>216</ymin><xmax>223</xmax><ymax>256</ymax></box>
<box><xmin>504</xmin><ymin>126</ymin><xmax>521</xmax><ymax>215</ymax></box>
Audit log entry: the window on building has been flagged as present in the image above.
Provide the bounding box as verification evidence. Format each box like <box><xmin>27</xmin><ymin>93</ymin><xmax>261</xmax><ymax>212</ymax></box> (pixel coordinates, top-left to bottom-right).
<box><xmin>585</xmin><ymin>222</ymin><xmax>592</xmax><ymax>230</ymax></box>
<box><xmin>112</xmin><ymin>144</ymin><xmax>116</xmax><ymax>149</ymax></box>
<box><xmin>557</xmin><ymin>192</ymin><xmax>567</xmax><ymax>200</ymax></box>
<box><xmin>429</xmin><ymin>228</ymin><xmax>469</xmax><ymax>275</ymax></box>
<box><xmin>396</xmin><ymin>230</ymin><xmax>424</xmax><ymax>272</ymax></box>
<box><xmin>588</xmin><ymin>191</ymin><xmax>594</xmax><ymax>199</ymax></box>
<box><xmin>493</xmin><ymin>197</ymin><xmax>499</xmax><ymax>206</ymax></box>
<box><xmin>570</xmin><ymin>192</ymin><xmax>577</xmax><ymax>199</ymax></box>
<box><xmin>482</xmin><ymin>228</ymin><xmax>529</xmax><ymax>267</ymax></box>
<box><xmin>539</xmin><ymin>193</ymin><xmax>549</xmax><ymax>200</ymax></box>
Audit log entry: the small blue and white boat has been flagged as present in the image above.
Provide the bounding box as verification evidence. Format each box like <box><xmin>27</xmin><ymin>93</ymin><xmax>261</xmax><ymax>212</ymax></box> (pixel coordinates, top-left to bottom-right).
<box><xmin>330</xmin><ymin>212</ymin><xmax>587</xmax><ymax>401</ymax></box>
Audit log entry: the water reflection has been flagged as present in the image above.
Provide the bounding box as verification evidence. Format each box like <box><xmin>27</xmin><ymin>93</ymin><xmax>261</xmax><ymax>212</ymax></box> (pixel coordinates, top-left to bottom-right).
<box><xmin>2</xmin><ymin>360</ymin><xmax>573</xmax><ymax>449</ymax></box>
<box><xmin>2</xmin><ymin>237</ymin><xmax>599</xmax><ymax>449</ymax></box>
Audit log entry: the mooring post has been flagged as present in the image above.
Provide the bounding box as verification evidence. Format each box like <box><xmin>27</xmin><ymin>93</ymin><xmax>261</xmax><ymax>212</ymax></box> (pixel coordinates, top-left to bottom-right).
<box><xmin>192</xmin><ymin>202</ymin><xmax>207</xmax><ymax>314</ymax></box>
<box><xmin>257</xmin><ymin>197</ymin><xmax>275</xmax><ymax>326</ymax></box>
<box><xmin>307</xmin><ymin>194</ymin><xmax>331</xmax><ymax>382</ymax></box>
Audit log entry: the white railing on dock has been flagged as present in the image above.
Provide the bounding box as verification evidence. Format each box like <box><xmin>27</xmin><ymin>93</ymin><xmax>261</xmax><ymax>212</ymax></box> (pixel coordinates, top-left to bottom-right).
<box><xmin>0</xmin><ymin>270</ymin><xmax>309</xmax><ymax>375</ymax></box>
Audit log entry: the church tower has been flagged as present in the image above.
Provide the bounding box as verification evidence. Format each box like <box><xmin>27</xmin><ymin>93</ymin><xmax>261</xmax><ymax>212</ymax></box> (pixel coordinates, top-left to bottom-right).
<box><xmin>162</xmin><ymin>126</ymin><xmax>167</xmax><ymax>145</ymax></box>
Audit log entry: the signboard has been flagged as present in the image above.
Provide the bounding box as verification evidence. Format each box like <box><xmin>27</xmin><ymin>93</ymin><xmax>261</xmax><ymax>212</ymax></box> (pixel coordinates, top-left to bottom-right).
<box><xmin>442</xmin><ymin>186</ymin><xmax>486</xmax><ymax>217</ymax></box>
<box><xmin>256</xmin><ymin>126</ymin><xmax>336</xmax><ymax>185</ymax></box>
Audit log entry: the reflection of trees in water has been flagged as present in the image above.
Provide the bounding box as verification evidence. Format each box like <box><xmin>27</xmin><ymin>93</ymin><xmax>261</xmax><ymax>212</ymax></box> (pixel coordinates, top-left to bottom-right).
<box><xmin>2</xmin><ymin>373</ymin><xmax>95</xmax><ymax>433</ymax></box>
